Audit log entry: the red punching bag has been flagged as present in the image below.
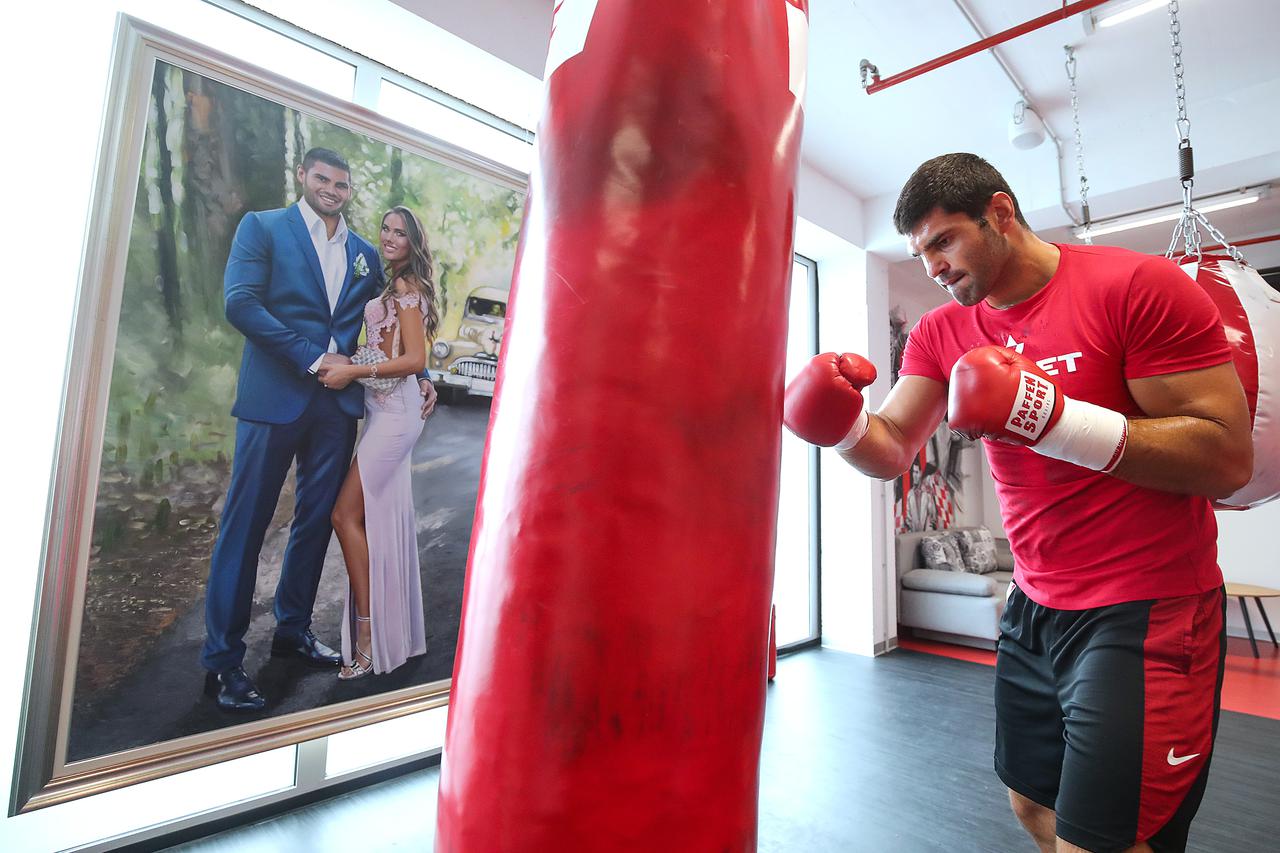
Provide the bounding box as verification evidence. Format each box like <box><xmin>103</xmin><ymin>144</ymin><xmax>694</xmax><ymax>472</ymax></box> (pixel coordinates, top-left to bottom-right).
<box><xmin>1180</xmin><ymin>254</ymin><xmax>1280</xmax><ymax>509</ymax></box>
<box><xmin>435</xmin><ymin>1</ymin><xmax>808</xmax><ymax>849</ymax></box>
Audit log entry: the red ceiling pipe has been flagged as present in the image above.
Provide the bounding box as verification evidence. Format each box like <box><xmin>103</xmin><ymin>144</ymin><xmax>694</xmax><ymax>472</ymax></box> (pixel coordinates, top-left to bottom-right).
<box><xmin>864</xmin><ymin>0</ymin><xmax>1112</xmax><ymax>94</ymax></box>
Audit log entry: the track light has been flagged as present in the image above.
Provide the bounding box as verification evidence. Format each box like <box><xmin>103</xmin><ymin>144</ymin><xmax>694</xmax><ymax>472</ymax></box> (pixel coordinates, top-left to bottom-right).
<box><xmin>1008</xmin><ymin>100</ymin><xmax>1046</xmax><ymax>151</ymax></box>
<box><xmin>1072</xmin><ymin>186</ymin><xmax>1270</xmax><ymax>239</ymax></box>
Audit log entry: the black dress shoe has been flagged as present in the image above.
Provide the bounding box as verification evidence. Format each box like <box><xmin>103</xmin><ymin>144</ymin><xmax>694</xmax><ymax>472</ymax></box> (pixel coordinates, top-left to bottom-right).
<box><xmin>271</xmin><ymin>629</ymin><xmax>342</xmax><ymax>668</ymax></box>
<box><xmin>204</xmin><ymin>666</ymin><xmax>267</xmax><ymax>712</ymax></box>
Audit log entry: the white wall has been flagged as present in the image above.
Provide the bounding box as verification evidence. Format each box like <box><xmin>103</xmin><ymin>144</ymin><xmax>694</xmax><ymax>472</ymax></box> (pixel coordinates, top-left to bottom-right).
<box><xmin>793</xmin><ymin>219</ymin><xmax>884</xmax><ymax>656</ymax></box>
<box><xmin>862</xmin><ymin>254</ymin><xmax>894</xmax><ymax>651</ymax></box>
<box><xmin>1217</xmin><ymin>498</ymin><xmax>1280</xmax><ymax>637</ymax></box>
<box><xmin>797</xmin><ymin>161</ymin><xmax>865</xmax><ymax>250</ymax></box>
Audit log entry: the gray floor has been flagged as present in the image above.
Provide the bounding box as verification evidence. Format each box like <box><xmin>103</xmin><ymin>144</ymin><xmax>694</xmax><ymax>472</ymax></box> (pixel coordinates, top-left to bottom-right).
<box><xmin>167</xmin><ymin>647</ymin><xmax>1280</xmax><ymax>852</ymax></box>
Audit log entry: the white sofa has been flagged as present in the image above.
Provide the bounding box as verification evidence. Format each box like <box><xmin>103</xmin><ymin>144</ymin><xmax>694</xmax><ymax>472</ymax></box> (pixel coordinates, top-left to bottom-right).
<box><xmin>895</xmin><ymin>527</ymin><xmax>1014</xmax><ymax>650</ymax></box>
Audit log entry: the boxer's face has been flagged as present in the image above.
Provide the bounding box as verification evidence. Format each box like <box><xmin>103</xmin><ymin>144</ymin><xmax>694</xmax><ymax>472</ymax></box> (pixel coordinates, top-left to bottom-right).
<box><xmin>907</xmin><ymin>205</ymin><xmax>1009</xmax><ymax>308</ymax></box>
<box><xmin>296</xmin><ymin>161</ymin><xmax>352</xmax><ymax>218</ymax></box>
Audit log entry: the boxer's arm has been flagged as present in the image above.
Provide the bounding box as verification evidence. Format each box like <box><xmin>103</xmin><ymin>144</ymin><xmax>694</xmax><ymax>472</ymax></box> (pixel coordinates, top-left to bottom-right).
<box><xmin>224</xmin><ymin>212</ymin><xmax>325</xmax><ymax>373</ymax></box>
<box><xmin>840</xmin><ymin>375</ymin><xmax>949</xmax><ymax>480</ymax></box>
<box><xmin>1112</xmin><ymin>362</ymin><xmax>1252</xmax><ymax>499</ymax></box>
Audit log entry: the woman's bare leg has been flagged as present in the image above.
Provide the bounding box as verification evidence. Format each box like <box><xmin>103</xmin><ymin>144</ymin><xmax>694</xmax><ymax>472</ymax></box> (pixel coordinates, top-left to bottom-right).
<box><xmin>331</xmin><ymin>458</ymin><xmax>372</xmax><ymax>675</ymax></box>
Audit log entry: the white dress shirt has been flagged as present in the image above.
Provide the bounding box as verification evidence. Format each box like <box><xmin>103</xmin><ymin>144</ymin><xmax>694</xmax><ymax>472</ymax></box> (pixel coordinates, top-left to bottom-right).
<box><xmin>298</xmin><ymin>197</ymin><xmax>349</xmax><ymax>373</ymax></box>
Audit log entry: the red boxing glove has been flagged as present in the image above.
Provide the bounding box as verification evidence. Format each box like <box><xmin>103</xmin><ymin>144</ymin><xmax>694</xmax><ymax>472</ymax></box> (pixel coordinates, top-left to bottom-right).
<box><xmin>949</xmin><ymin>346</ymin><xmax>1064</xmax><ymax>445</ymax></box>
<box><xmin>784</xmin><ymin>353</ymin><xmax>877</xmax><ymax>450</ymax></box>
<box><xmin>949</xmin><ymin>345</ymin><xmax>1128</xmax><ymax>472</ymax></box>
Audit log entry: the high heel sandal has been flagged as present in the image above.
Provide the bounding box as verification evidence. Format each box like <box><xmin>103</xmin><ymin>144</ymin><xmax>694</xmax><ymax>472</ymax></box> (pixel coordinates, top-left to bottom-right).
<box><xmin>338</xmin><ymin>615</ymin><xmax>374</xmax><ymax>681</ymax></box>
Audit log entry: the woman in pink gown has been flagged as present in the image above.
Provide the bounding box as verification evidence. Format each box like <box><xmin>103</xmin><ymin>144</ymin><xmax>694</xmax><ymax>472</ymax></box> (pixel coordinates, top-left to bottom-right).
<box><xmin>326</xmin><ymin>206</ymin><xmax>440</xmax><ymax>679</ymax></box>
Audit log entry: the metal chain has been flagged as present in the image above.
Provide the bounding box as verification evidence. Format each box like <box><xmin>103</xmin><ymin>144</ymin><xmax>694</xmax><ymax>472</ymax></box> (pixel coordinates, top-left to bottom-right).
<box><xmin>1164</xmin><ymin>2</ymin><xmax>1246</xmax><ymax>265</ymax></box>
<box><xmin>1180</xmin><ymin>207</ymin><xmax>1202</xmax><ymax>260</ymax></box>
<box><xmin>1064</xmin><ymin>46</ymin><xmax>1091</xmax><ymax>243</ymax></box>
<box><xmin>1166</xmin><ymin>0</ymin><xmax>1203</xmax><ymax>260</ymax></box>
<box><xmin>1169</xmin><ymin>1</ymin><xmax>1191</xmax><ymax>145</ymax></box>
<box><xmin>1195</xmin><ymin>211</ymin><xmax>1246</xmax><ymax>265</ymax></box>
<box><xmin>1165</xmin><ymin>212</ymin><xmax>1244</xmax><ymax>265</ymax></box>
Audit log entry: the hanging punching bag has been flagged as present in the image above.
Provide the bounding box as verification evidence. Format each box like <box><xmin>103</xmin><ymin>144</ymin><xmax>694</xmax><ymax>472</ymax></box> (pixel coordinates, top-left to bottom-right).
<box><xmin>435</xmin><ymin>1</ymin><xmax>808</xmax><ymax>850</ymax></box>
<box><xmin>1181</xmin><ymin>253</ymin><xmax>1280</xmax><ymax>508</ymax></box>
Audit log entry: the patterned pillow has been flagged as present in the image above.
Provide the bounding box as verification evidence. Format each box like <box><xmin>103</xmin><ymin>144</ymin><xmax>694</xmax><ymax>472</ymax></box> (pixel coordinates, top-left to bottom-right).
<box><xmin>953</xmin><ymin>528</ymin><xmax>998</xmax><ymax>574</ymax></box>
<box><xmin>919</xmin><ymin>533</ymin><xmax>965</xmax><ymax>573</ymax></box>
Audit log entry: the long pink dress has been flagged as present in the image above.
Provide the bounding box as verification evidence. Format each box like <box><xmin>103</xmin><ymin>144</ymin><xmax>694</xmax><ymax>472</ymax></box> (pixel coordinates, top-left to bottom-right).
<box><xmin>341</xmin><ymin>291</ymin><xmax>428</xmax><ymax>674</ymax></box>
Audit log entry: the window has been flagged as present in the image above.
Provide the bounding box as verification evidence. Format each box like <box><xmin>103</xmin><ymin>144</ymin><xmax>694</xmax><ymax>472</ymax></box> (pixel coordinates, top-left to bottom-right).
<box><xmin>773</xmin><ymin>255</ymin><xmax>820</xmax><ymax>648</ymax></box>
<box><xmin>376</xmin><ymin>79</ymin><xmax>534</xmax><ymax>174</ymax></box>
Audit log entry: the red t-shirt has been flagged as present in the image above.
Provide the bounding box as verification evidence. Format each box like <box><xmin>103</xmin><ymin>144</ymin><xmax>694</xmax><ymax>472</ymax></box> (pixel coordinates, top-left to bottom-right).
<box><xmin>899</xmin><ymin>244</ymin><xmax>1232</xmax><ymax>609</ymax></box>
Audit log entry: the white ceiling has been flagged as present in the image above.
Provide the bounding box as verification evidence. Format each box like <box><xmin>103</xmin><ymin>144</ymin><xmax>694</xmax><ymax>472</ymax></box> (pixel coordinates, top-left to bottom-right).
<box><xmin>396</xmin><ymin>0</ymin><xmax>1280</xmax><ymax>264</ymax></box>
<box><xmin>813</xmin><ymin>0</ymin><xmax>1280</xmax><ymax>259</ymax></box>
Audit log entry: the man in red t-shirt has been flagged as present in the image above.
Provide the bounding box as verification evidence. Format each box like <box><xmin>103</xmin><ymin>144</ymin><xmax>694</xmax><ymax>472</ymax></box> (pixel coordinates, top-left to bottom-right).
<box><xmin>784</xmin><ymin>154</ymin><xmax>1253</xmax><ymax>853</ymax></box>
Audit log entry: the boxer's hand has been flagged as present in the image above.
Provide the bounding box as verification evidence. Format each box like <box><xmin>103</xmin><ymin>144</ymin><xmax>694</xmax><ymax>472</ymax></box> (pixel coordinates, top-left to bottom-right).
<box><xmin>784</xmin><ymin>353</ymin><xmax>877</xmax><ymax>450</ymax></box>
<box><xmin>948</xmin><ymin>346</ymin><xmax>1064</xmax><ymax>445</ymax></box>
<box><xmin>949</xmin><ymin>345</ymin><xmax>1127</xmax><ymax>472</ymax></box>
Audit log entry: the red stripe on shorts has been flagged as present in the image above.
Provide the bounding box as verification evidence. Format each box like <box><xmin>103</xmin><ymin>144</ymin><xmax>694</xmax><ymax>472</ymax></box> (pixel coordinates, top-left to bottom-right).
<box><xmin>1137</xmin><ymin>589</ymin><xmax>1222</xmax><ymax>841</ymax></box>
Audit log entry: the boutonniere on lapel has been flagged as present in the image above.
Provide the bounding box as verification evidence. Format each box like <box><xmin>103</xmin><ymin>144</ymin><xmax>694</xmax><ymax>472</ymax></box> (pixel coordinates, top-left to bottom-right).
<box><xmin>353</xmin><ymin>253</ymin><xmax>370</xmax><ymax>278</ymax></box>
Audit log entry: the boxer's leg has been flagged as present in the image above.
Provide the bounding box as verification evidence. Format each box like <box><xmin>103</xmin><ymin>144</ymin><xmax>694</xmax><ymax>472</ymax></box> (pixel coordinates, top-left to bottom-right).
<box><xmin>995</xmin><ymin>584</ymin><xmax>1065</xmax><ymax>852</ymax></box>
<box><xmin>1053</xmin><ymin>589</ymin><xmax>1224</xmax><ymax>851</ymax></box>
<box><xmin>203</xmin><ymin>417</ymin><xmax>299</xmax><ymax>672</ymax></box>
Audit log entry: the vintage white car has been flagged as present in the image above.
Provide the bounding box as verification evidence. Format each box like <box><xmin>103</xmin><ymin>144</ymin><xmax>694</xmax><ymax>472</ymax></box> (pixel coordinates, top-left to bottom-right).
<box><xmin>429</xmin><ymin>285</ymin><xmax>506</xmax><ymax>402</ymax></box>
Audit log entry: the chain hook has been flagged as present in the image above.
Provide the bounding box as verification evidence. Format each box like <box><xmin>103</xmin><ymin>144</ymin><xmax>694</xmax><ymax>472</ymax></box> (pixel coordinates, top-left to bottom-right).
<box><xmin>1165</xmin><ymin>0</ymin><xmax>1205</xmax><ymax>260</ymax></box>
<box><xmin>1064</xmin><ymin>45</ymin><xmax>1091</xmax><ymax>243</ymax></box>
<box><xmin>859</xmin><ymin>59</ymin><xmax>880</xmax><ymax>90</ymax></box>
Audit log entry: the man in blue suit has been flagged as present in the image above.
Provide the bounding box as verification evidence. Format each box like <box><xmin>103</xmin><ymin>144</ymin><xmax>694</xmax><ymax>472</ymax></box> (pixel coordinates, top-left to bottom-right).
<box><xmin>202</xmin><ymin>148</ymin><xmax>402</xmax><ymax>711</ymax></box>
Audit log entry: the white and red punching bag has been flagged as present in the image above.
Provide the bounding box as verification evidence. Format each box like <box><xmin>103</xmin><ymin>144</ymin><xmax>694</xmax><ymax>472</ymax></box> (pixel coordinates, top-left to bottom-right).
<box><xmin>435</xmin><ymin>1</ymin><xmax>808</xmax><ymax>850</ymax></box>
<box><xmin>1180</xmin><ymin>253</ymin><xmax>1280</xmax><ymax>508</ymax></box>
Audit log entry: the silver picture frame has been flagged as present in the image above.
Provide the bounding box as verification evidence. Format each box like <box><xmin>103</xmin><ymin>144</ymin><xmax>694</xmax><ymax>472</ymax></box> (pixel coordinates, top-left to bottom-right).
<box><xmin>13</xmin><ymin>13</ymin><xmax>526</xmax><ymax>813</ymax></box>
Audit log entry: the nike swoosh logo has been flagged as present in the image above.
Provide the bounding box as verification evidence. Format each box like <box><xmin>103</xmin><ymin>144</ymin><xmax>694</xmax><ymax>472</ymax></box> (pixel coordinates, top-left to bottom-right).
<box><xmin>1167</xmin><ymin>748</ymin><xmax>1201</xmax><ymax>766</ymax></box>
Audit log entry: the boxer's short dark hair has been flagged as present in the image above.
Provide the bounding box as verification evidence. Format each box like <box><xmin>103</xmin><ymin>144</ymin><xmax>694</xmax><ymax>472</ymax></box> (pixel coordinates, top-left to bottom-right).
<box><xmin>893</xmin><ymin>152</ymin><xmax>1028</xmax><ymax>234</ymax></box>
<box><xmin>301</xmin><ymin>147</ymin><xmax>350</xmax><ymax>176</ymax></box>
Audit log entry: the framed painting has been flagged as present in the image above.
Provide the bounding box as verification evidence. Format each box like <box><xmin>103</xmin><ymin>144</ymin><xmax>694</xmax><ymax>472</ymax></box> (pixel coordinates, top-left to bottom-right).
<box><xmin>14</xmin><ymin>14</ymin><xmax>525</xmax><ymax>812</ymax></box>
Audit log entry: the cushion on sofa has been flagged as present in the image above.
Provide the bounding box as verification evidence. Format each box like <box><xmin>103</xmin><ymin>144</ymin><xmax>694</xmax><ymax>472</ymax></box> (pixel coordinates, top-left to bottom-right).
<box><xmin>901</xmin><ymin>568</ymin><xmax>997</xmax><ymax>597</ymax></box>
<box><xmin>919</xmin><ymin>533</ymin><xmax>965</xmax><ymax>573</ymax></box>
<box><xmin>953</xmin><ymin>527</ymin><xmax>998</xmax><ymax>574</ymax></box>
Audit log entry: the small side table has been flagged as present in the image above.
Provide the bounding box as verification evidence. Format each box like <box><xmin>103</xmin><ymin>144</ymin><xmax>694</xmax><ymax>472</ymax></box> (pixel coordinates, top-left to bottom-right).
<box><xmin>1224</xmin><ymin>583</ymin><xmax>1280</xmax><ymax>659</ymax></box>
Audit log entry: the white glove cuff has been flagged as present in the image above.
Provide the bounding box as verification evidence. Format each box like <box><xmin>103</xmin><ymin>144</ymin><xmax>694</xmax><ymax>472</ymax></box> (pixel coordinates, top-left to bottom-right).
<box><xmin>1031</xmin><ymin>396</ymin><xmax>1128</xmax><ymax>473</ymax></box>
<box><xmin>834</xmin><ymin>408</ymin><xmax>870</xmax><ymax>452</ymax></box>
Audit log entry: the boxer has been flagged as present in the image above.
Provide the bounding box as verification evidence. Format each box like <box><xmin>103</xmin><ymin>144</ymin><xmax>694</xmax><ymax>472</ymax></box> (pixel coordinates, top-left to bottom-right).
<box><xmin>785</xmin><ymin>153</ymin><xmax>1252</xmax><ymax>853</ymax></box>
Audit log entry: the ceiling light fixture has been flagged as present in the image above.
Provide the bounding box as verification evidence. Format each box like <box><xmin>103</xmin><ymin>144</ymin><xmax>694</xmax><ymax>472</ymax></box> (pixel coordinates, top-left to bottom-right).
<box><xmin>1072</xmin><ymin>186</ymin><xmax>1270</xmax><ymax>239</ymax></box>
<box><xmin>1084</xmin><ymin>0</ymin><xmax>1168</xmax><ymax>34</ymax></box>
<box><xmin>1008</xmin><ymin>100</ymin><xmax>1046</xmax><ymax>150</ymax></box>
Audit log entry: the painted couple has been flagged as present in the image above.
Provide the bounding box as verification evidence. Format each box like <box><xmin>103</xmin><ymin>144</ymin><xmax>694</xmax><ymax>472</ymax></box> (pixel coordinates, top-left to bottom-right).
<box><xmin>202</xmin><ymin>147</ymin><xmax>439</xmax><ymax>711</ymax></box>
